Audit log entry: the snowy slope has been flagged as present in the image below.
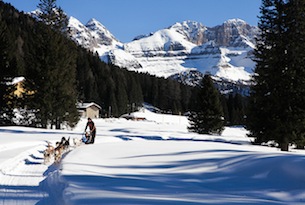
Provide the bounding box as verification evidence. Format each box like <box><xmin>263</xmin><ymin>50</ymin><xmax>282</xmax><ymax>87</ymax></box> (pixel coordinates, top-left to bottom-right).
<box><xmin>68</xmin><ymin>16</ymin><xmax>98</xmax><ymax>49</ymax></box>
<box><xmin>124</xmin><ymin>28</ymin><xmax>196</xmax><ymax>54</ymax></box>
<box><xmin>67</xmin><ymin>17</ymin><xmax>258</xmax><ymax>83</ymax></box>
<box><xmin>68</xmin><ymin>17</ymin><xmax>123</xmax><ymax>55</ymax></box>
<box><xmin>123</xmin><ymin>28</ymin><xmax>198</xmax><ymax>77</ymax></box>
<box><xmin>1</xmin><ymin>110</ymin><xmax>305</xmax><ymax>204</ymax></box>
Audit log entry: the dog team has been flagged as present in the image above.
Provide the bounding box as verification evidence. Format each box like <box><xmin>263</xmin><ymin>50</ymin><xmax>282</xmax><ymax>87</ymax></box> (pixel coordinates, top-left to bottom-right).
<box><xmin>43</xmin><ymin>136</ymin><xmax>70</xmax><ymax>164</ymax></box>
<box><xmin>43</xmin><ymin>118</ymin><xmax>97</xmax><ymax>164</ymax></box>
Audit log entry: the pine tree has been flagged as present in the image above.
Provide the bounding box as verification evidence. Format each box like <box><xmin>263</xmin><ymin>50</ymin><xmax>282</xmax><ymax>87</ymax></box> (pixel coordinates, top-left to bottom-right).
<box><xmin>37</xmin><ymin>0</ymin><xmax>56</xmax><ymax>25</ymax></box>
<box><xmin>37</xmin><ymin>0</ymin><xmax>68</xmax><ymax>33</ymax></box>
<box><xmin>285</xmin><ymin>0</ymin><xmax>305</xmax><ymax>149</ymax></box>
<box><xmin>247</xmin><ymin>0</ymin><xmax>305</xmax><ymax>151</ymax></box>
<box><xmin>25</xmin><ymin>21</ymin><xmax>78</xmax><ymax>129</ymax></box>
<box><xmin>188</xmin><ymin>74</ymin><xmax>224</xmax><ymax>135</ymax></box>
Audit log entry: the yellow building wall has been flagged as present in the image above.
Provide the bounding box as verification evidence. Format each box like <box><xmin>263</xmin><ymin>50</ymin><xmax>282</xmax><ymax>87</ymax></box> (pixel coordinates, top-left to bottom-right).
<box><xmin>86</xmin><ymin>106</ymin><xmax>100</xmax><ymax>119</ymax></box>
<box><xmin>14</xmin><ymin>82</ymin><xmax>24</xmax><ymax>97</ymax></box>
<box><xmin>13</xmin><ymin>81</ymin><xmax>35</xmax><ymax>98</ymax></box>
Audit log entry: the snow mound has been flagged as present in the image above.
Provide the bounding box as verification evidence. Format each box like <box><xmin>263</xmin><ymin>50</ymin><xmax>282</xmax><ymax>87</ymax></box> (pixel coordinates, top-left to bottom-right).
<box><xmin>121</xmin><ymin>107</ymin><xmax>189</xmax><ymax>125</ymax></box>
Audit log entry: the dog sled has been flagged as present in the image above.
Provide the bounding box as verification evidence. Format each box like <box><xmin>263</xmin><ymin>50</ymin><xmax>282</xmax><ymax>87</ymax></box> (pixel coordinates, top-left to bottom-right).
<box><xmin>73</xmin><ymin>132</ymin><xmax>93</xmax><ymax>146</ymax></box>
<box><xmin>43</xmin><ymin>132</ymin><xmax>94</xmax><ymax>164</ymax></box>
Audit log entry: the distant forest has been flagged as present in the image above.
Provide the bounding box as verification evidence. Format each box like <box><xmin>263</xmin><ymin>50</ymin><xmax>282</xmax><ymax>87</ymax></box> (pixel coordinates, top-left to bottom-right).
<box><xmin>0</xmin><ymin>2</ymin><xmax>247</xmax><ymax>127</ymax></box>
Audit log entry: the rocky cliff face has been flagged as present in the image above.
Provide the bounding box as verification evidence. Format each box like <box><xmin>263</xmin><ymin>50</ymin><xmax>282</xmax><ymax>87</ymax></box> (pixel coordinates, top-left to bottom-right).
<box><xmin>168</xmin><ymin>19</ymin><xmax>258</xmax><ymax>48</ymax></box>
<box><xmin>169</xmin><ymin>21</ymin><xmax>207</xmax><ymax>45</ymax></box>
<box><xmin>206</xmin><ymin>19</ymin><xmax>258</xmax><ymax>47</ymax></box>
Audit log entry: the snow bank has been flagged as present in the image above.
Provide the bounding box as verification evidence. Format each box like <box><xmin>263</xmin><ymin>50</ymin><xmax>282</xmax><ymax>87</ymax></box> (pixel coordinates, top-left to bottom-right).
<box><xmin>60</xmin><ymin>121</ymin><xmax>305</xmax><ymax>204</ymax></box>
<box><xmin>121</xmin><ymin>108</ymin><xmax>189</xmax><ymax>125</ymax></box>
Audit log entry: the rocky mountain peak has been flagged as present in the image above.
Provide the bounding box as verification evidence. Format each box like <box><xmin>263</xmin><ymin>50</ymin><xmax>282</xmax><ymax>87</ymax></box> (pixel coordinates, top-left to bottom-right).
<box><xmin>85</xmin><ymin>18</ymin><xmax>121</xmax><ymax>46</ymax></box>
<box><xmin>170</xmin><ymin>20</ymin><xmax>206</xmax><ymax>33</ymax></box>
<box><xmin>67</xmin><ymin>16</ymin><xmax>99</xmax><ymax>50</ymax></box>
<box><xmin>169</xmin><ymin>20</ymin><xmax>207</xmax><ymax>45</ymax></box>
<box><xmin>206</xmin><ymin>18</ymin><xmax>258</xmax><ymax>47</ymax></box>
<box><xmin>223</xmin><ymin>18</ymin><xmax>258</xmax><ymax>40</ymax></box>
<box><xmin>223</xmin><ymin>18</ymin><xmax>247</xmax><ymax>26</ymax></box>
<box><xmin>86</xmin><ymin>18</ymin><xmax>106</xmax><ymax>31</ymax></box>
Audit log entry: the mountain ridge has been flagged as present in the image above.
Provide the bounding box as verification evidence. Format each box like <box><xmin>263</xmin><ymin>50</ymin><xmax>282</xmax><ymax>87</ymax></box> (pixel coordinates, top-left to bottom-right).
<box><xmin>67</xmin><ymin>16</ymin><xmax>258</xmax><ymax>86</ymax></box>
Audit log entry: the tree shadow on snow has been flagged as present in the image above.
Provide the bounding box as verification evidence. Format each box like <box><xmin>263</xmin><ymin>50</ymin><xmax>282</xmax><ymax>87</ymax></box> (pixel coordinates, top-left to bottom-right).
<box><xmin>0</xmin><ymin>184</ymin><xmax>46</xmax><ymax>204</ymax></box>
<box><xmin>115</xmin><ymin>135</ymin><xmax>163</xmax><ymax>141</ymax></box>
<box><xmin>114</xmin><ymin>134</ymin><xmax>248</xmax><ymax>145</ymax></box>
<box><xmin>58</xmin><ymin>150</ymin><xmax>305</xmax><ymax>204</ymax></box>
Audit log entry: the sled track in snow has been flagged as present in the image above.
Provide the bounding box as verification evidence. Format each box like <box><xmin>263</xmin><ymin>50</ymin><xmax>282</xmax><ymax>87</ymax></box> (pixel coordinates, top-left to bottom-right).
<box><xmin>0</xmin><ymin>143</ymin><xmax>66</xmax><ymax>205</ymax></box>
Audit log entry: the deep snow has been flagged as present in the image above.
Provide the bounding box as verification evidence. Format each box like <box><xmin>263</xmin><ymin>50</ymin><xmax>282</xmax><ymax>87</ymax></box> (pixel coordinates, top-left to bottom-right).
<box><xmin>1</xmin><ymin>109</ymin><xmax>305</xmax><ymax>204</ymax></box>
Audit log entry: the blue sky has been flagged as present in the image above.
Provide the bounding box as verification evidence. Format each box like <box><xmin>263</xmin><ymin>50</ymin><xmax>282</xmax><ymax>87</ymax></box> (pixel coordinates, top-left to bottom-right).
<box><xmin>3</xmin><ymin>0</ymin><xmax>261</xmax><ymax>42</ymax></box>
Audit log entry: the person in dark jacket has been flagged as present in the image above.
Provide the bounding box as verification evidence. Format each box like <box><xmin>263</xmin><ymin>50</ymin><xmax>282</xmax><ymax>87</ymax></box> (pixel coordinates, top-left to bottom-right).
<box><xmin>84</xmin><ymin>118</ymin><xmax>96</xmax><ymax>144</ymax></box>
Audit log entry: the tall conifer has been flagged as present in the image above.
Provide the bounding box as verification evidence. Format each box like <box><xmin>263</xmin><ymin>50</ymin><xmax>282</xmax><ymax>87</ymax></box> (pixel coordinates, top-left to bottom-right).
<box><xmin>284</xmin><ymin>0</ymin><xmax>305</xmax><ymax>148</ymax></box>
<box><xmin>37</xmin><ymin>0</ymin><xmax>68</xmax><ymax>33</ymax></box>
<box><xmin>188</xmin><ymin>74</ymin><xmax>224</xmax><ymax>135</ymax></box>
<box><xmin>247</xmin><ymin>0</ymin><xmax>305</xmax><ymax>151</ymax></box>
<box><xmin>24</xmin><ymin>2</ymin><xmax>78</xmax><ymax>129</ymax></box>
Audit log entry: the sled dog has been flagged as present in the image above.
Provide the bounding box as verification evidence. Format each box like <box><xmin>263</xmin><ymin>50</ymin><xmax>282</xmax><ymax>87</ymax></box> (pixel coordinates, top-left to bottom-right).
<box><xmin>44</xmin><ymin>142</ymin><xmax>55</xmax><ymax>164</ymax></box>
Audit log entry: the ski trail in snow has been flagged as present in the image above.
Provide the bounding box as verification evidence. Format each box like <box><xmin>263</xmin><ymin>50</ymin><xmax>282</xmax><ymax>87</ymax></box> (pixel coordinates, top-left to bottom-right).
<box><xmin>0</xmin><ymin>143</ymin><xmax>54</xmax><ymax>205</ymax></box>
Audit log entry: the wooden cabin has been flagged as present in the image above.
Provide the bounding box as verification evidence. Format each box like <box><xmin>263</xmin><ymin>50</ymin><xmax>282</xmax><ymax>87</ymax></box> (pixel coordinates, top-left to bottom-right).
<box><xmin>77</xmin><ymin>102</ymin><xmax>101</xmax><ymax>119</ymax></box>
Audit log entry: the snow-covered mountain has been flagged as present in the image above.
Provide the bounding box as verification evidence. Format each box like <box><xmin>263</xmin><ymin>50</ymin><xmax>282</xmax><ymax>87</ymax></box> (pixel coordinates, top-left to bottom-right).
<box><xmin>67</xmin><ymin>17</ymin><xmax>259</xmax><ymax>85</ymax></box>
<box><xmin>68</xmin><ymin>17</ymin><xmax>123</xmax><ymax>54</ymax></box>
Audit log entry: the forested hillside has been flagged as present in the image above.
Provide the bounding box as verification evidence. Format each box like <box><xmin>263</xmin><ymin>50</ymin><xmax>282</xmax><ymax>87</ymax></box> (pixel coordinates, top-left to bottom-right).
<box><xmin>0</xmin><ymin>2</ymin><xmax>247</xmax><ymax>127</ymax></box>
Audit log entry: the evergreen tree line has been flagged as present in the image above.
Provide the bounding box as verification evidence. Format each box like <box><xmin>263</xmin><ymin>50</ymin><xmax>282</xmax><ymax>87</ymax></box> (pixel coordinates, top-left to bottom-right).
<box><xmin>247</xmin><ymin>0</ymin><xmax>305</xmax><ymax>151</ymax></box>
<box><xmin>74</xmin><ymin>49</ymin><xmax>196</xmax><ymax>117</ymax></box>
<box><xmin>0</xmin><ymin>1</ymin><xmax>248</xmax><ymax>128</ymax></box>
<box><xmin>74</xmin><ymin>48</ymin><xmax>248</xmax><ymax>123</ymax></box>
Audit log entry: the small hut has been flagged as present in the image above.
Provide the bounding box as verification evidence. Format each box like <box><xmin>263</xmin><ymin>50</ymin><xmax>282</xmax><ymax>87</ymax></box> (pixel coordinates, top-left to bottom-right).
<box><xmin>77</xmin><ymin>102</ymin><xmax>101</xmax><ymax>119</ymax></box>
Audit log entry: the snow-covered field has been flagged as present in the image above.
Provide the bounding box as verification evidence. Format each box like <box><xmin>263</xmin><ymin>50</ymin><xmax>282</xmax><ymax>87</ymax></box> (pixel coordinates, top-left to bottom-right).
<box><xmin>1</xmin><ymin>109</ymin><xmax>305</xmax><ymax>204</ymax></box>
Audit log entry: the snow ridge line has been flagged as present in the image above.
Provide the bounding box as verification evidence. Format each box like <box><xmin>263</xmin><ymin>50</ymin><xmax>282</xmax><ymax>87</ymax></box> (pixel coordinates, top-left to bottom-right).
<box><xmin>0</xmin><ymin>143</ymin><xmax>44</xmax><ymax>176</ymax></box>
<box><xmin>38</xmin><ymin>147</ymin><xmax>78</xmax><ymax>204</ymax></box>
<box><xmin>0</xmin><ymin>142</ymin><xmax>51</xmax><ymax>204</ymax></box>
<box><xmin>0</xmin><ymin>140</ymin><xmax>73</xmax><ymax>204</ymax></box>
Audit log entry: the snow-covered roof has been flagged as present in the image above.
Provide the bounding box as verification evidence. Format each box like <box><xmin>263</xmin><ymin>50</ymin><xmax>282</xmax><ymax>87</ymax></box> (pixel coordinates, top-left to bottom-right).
<box><xmin>6</xmin><ymin>77</ymin><xmax>25</xmax><ymax>85</ymax></box>
<box><xmin>77</xmin><ymin>102</ymin><xmax>101</xmax><ymax>110</ymax></box>
<box><xmin>12</xmin><ymin>77</ymin><xmax>25</xmax><ymax>84</ymax></box>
